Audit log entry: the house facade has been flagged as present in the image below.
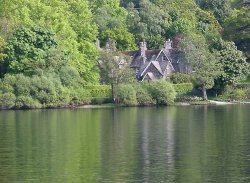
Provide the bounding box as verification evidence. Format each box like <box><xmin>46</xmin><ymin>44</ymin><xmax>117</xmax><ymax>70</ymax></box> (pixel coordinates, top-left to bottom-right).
<box><xmin>126</xmin><ymin>39</ymin><xmax>192</xmax><ymax>81</ymax></box>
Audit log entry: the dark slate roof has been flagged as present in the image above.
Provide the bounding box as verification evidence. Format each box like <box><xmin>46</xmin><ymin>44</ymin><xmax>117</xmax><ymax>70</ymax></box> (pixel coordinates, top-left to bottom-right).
<box><xmin>143</xmin><ymin>72</ymin><xmax>157</xmax><ymax>81</ymax></box>
<box><xmin>124</xmin><ymin>43</ymin><xmax>190</xmax><ymax>80</ymax></box>
<box><xmin>128</xmin><ymin>49</ymin><xmax>161</xmax><ymax>68</ymax></box>
<box><xmin>164</xmin><ymin>49</ymin><xmax>181</xmax><ymax>72</ymax></box>
<box><xmin>138</xmin><ymin>62</ymin><xmax>150</xmax><ymax>77</ymax></box>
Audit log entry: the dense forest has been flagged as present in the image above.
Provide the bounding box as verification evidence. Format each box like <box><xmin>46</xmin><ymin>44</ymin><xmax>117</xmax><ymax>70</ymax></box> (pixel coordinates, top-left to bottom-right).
<box><xmin>0</xmin><ymin>0</ymin><xmax>249</xmax><ymax>108</ymax></box>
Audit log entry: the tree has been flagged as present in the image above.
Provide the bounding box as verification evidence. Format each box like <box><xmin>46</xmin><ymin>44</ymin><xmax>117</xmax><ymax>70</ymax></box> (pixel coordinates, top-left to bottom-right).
<box><xmin>198</xmin><ymin>0</ymin><xmax>232</xmax><ymax>24</ymax></box>
<box><xmin>91</xmin><ymin>0</ymin><xmax>136</xmax><ymax>50</ymax></box>
<box><xmin>0</xmin><ymin>0</ymin><xmax>100</xmax><ymax>83</ymax></box>
<box><xmin>213</xmin><ymin>39</ymin><xmax>249</xmax><ymax>90</ymax></box>
<box><xmin>180</xmin><ymin>34</ymin><xmax>222</xmax><ymax>100</ymax></box>
<box><xmin>0</xmin><ymin>36</ymin><xmax>6</xmax><ymax>61</ymax></box>
<box><xmin>98</xmin><ymin>49</ymin><xmax>135</xmax><ymax>102</ymax></box>
<box><xmin>126</xmin><ymin>0</ymin><xmax>170</xmax><ymax>49</ymax></box>
<box><xmin>223</xmin><ymin>7</ymin><xmax>250</xmax><ymax>62</ymax></box>
<box><xmin>3</xmin><ymin>26</ymin><xmax>57</xmax><ymax>75</ymax></box>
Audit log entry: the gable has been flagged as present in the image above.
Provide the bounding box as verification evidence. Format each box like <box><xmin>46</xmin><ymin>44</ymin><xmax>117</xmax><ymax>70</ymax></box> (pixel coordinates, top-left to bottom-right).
<box><xmin>155</xmin><ymin>49</ymin><xmax>171</xmax><ymax>62</ymax></box>
<box><xmin>163</xmin><ymin>63</ymin><xmax>175</xmax><ymax>76</ymax></box>
<box><xmin>142</xmin><ymin>72</ymin><xmax>157</xmax><ymax>81</ymax></box>
<box><xmin>140</xmin><ymin>62</ymin><xmax>163</xmax><ymax>77</ymax></box>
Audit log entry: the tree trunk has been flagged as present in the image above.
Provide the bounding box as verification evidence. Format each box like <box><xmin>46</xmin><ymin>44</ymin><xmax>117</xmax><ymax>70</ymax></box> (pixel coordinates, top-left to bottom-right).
<box><xmin>202</xmin><ymin>85</ymin><xmax>208</xmax><ymax>101</ymax></box>
<box><xmin>111</xmin><ymin>83</ymin><xmax>115</xmax><ymax>103</ymax></box>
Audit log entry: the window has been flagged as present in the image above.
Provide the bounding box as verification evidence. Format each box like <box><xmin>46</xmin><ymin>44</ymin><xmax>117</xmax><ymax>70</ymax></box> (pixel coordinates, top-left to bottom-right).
<box><xmin>162</xmin><ymin>56</ymin><xmax>167</xmax><ymax>61</ymax></box>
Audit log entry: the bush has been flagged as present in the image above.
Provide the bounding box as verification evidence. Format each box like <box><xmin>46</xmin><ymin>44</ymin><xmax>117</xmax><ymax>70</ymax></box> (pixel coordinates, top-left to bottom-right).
<box><xmin>148</xmin><ymin>80</ymin><xmax>176</xmax><ymax>105</ymax></box>
<box><xmin>30</xmin><ymin>75</ymin><xmax>64</xmax><ymax>107</ymax></box>
<box><xmin>236</xmin><ymin>83</ymin><xmax>250</xmax><ymax>89</ymax></box>
<box><xmin>173</xmin><ymin>83</ymin><xmax>193</xmax><ymax>96</ymax></box>
<box><xmin>59</xmin><ymin>66</ymin><xmax>82</xmax><ymax>88</ymax></box>
<box><xmin>133</xmin><ymin>83</ymin><xmax>155</xmax><ymax>105</ymax></box>
<box><xmin>116</xmin><ymin>84</ymin><xmax>137</xmax><ymax>106</ymax></box>
<box><xmin>69</xmin><ymin>88</ymin><xmax>91</xmax><ymax>105</ymax></box>
<box><xmin>15</xmin><ymin>96</ymin><xmax>42</xmax><ymax>109</ymax></box>
<box><xmin>170</xmin><ymin>73</ymin><xmax>192</xmax><ymax>84</ymax></box>
<box><xmin>218</xmin><ymin>86</ymin><xmax>247</xmax><ymax>101</ymax></box>
<box><xmin>0</xmin><ymin>93</ymin><xmax>16</xmax><ymax>109</ymax></box>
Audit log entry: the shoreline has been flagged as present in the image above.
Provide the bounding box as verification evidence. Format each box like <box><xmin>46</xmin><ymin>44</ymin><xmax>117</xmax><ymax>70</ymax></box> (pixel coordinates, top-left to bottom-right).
<box><xmin>1</xmin><ymin>99</ymin><xmax>249</xmax><ymax>111</ymax></box>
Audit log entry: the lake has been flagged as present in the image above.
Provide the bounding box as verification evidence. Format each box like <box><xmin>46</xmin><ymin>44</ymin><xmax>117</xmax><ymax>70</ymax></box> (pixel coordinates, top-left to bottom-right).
<box><xmin>0</xmin><ymin>105</ymin><xmax>250</xmax><ymax>183</ymax></box>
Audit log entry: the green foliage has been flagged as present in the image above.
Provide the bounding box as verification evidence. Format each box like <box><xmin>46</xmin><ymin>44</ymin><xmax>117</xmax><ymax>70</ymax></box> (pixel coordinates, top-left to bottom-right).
<box><xmin>237</xmin><ymin>83</ymin><xmax>250</xmax><ymax>89</ymax></box>
<box><xmin>59</xmin><ymin>66</ymin><xmax>82</xmax><ymax>88</ymax></box>
<box><xmin>223</xmin><ymin>7</ymin><xmax>250</xmax><ymax>61</ymax></box>
<box><xmin>3</xmin><ymin>26</ymin><xmax>60</xmax><ymax>75</ymax></box>
<box><xmin>170</xmin><ymin>73</ymin><xmax>192</xmax><ymax>84</ymax></box>
<box><xmin>98</xmin><ymin>50</ymin><xmax>135</xmax><ymax>85</ymax></box>
<box><xmin>100</xmin><ymin>27</ymin><xmax>137</xmax><ymax>50</ymax></box>
<box><xmin>213</xmin><ymin>39</ymin><xmax>249</xmax><ymax>89</ymax></box>
<box><xmin>0</xmin><ymin>93</ymin><xmax>16</xmax><ymax>109</ymax></box>
<box><xmin>126</xmin><ymin>0</ymin><xmax>170</xmax><ymax>49</ymax></box>
<box><xmin>133</xmin><ymin>83</ymin><xmax>156</xmax><ymax>105</ymax></box>
<box><xmin>0</xmin><ymin>36</ymin><xmax>6</xmax><ymax>62</ymax></box>
<box><xmin>84</xmin><ymin>85</ymin><xmax>112</xmax><ymax>99</ymax></box>
<box><xmin>0</xmin><ymin>73</ymin><xmax>71</xmax><ymax>108</ymax></box>
<box><xmin>69</xmin><ymin>88</ymin><xmax>91</xmax><ymax>105</ymax></box>
<box><xmin>91</xmin><ymin>0</ymin><xmax>136</xmax><ymax>50</ymax></box>
<box><xmin>179</xmin><ymin>34</ymin><xmax>222</xmax><ymax>100</ymax></box>
<box><xmin>198</xmin><ymin>0</ymin><xmax>232</xmax><ymax>24</ymax></box>
<box><xmin>116</xmin><ymin>84</ymin><xmax>137</xmax><ymax>105</ymax></box>
<box><xmin>15</xmin><ymin>96</ymin><xmax>42</xmax><ymax>109</ymax></box>
<box><xmin>173</xmin><ymin>83</ymin><xmax>193</xmax><ymax>95</ymax></box>
<box><xmin>98</xmin><ymin>49</ymin><xmax>135</xmax><ymax>102</ymax></box>
<box><xmin>0</xmin><ymin>0</ymin><xmax>99</xmax><ymax>83</ymax></box>
<box><xmin>218</xmin><ymin>86</ymin><xmax>247</xmax><ymax>101</ymax></box>
<box><xmin>148</xmin><ymin>80</ymin><xmax>176</xmax><ymax>105</ymax></box>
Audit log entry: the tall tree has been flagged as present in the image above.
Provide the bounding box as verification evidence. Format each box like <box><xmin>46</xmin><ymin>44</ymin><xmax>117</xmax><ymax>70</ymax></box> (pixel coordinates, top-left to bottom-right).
<box><xmin>126</xmin><ymin>0</ymin><xmax>170</xmax><ymax>49</ymax></box>
<box><xmin>90</xmin><ymin>0</ymin><xmax>136</xmax><ymax>50</ymax></box>
<box><xmin>2</xmin><ymin>26</ymin><xmax>66</xmax><ymax>76</ymax></box>
<box><xmin>180</xmin><ymin>34</ymin><xmax>222</xmax><ymax>100</ymax></box>
<box><xmin>0</xmin><ymin>0</ymin><xmax>100</xmax><ymax>83</ymax></box>
<box><xmin>98</xmin><ymin>49</ymin><xmax>135</xmax><ymax>102</ymax></box>
<box><xmin>198</xmin><ymin>0</ymin><xmax>232</xmax><ymax>24</ymax></box>
<box><xmin>223</xmin><ymin>6</ymin><xmax>250</xmax><ymax>62</ymax></box>
<box><xmin>213</xmin><ymin>39</ymin><xmax>249</xmax><ymax>90</ymax></box>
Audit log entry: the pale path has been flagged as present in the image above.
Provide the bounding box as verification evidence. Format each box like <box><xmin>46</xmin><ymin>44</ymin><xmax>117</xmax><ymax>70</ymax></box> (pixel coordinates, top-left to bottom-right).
<box><xmin>209</xmin><ymin>100</ymin><xmax>234</xmax><ymax>105</ymax></box>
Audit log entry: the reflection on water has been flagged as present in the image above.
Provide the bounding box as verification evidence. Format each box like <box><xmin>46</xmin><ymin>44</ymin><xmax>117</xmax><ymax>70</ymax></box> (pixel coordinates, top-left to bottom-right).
<box><xmin>0</xmin><ymin>105</ymin><xmax>250</xmax><ymax>183</ymax></box>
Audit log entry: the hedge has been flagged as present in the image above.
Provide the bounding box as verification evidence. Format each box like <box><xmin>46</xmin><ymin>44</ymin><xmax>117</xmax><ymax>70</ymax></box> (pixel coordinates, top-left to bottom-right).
<box><xmin>173</xmin><ymin>83</ymin><xmax>193</xmax><ymax>96</ymax></box>
<box><xmin>236</xmin><ymin>83</ymin><xmax>250</xmax><ymax>89</ymax></box>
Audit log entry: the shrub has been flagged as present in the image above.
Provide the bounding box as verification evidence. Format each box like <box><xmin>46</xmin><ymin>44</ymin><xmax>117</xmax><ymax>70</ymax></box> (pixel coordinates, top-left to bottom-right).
<box><xmin>173</xmin><ymin>83</ymin><xmax>193</xmax><ymax>96</ymax></box>
<box><xmin>15</xmin><ymin>96</ymin><xmax>42</xmax><ymax>109</ymax></box>
<box><xmin>170</xmin><ymin>73</ymin><xmax>192</xmax><ymax>84</ymax></box>
<box><xmin>236</xmin><ymin>83</ymin><xmax>250</xmax><ymax>89</ymax></box>
<box><xmin>218</xmin><ymin>86</ymin><xmax>248</xmax><ymax>101</ymax></box>
<box><xmin>116</xmin><ymin>84</ymin><xmax>137</xmax><ymax>106</ymax></box>
<box><xmin>0</xmin><ymin>74</ymin><xmax>16</xmax><ymax>93</ymax></box>
<box><xmin>148</xmin><ymin>80</ymin><xmax>176</xmax><ymax>105</ymax></box>
<box><xmin>59</xmin><ymin>66</ymin><xmax>82</xmax><ymax>88</ymax></box>
<box><xmin>69</xmin><ymin>88</ymin><xmax>91</xmax><ymax>105</ymax></box>
<box><xmin>0</xmin><ymin>93</ymin><xmax>16</xmax><ymax>109</ymax></box>
<box><xmin>15</xmin><ymin>74</ymin><xmax>31</xmax><ymax>96</ymax></box>
<box><xmin>133</xmin><ymin>83</ymin><xmax>155</xmax><ymax>105</ymax></box>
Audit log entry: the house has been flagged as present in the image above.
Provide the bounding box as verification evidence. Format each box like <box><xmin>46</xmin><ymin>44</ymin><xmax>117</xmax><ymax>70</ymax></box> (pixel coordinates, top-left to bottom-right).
<box><xmin>126</xmin><ymin>39</ymin><xmax>192</xmax><ymax>81</ymax></box>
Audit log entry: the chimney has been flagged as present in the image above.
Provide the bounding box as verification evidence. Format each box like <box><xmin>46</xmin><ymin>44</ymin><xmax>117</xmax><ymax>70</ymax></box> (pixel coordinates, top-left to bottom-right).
<box><xmin>139</xmin><ymin>40</ymin><xmax>147</xmax><ymax>63</ymax></box>
<box><xmin>164</xmin><ymin>39</ymin><xmax>173</xmax><ymax>51</ymax></box>
<box><xmin>96</xmin><ymin>39</ymin><xmax>101</xmax><ymax>50</ymax></box>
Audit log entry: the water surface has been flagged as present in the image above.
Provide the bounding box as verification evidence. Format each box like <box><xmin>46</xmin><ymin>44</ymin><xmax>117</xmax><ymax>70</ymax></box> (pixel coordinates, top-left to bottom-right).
<box><xmin>0</xmin><ymin>105</ymin><xmax>250</xmax><ymax>182</ymax></box>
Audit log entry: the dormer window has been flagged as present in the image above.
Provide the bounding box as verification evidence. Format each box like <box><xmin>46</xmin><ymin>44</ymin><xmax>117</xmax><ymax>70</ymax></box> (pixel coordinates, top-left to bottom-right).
<box><xmin>162</xmin><ymin>56</ymin><xmax>167</xmax><ymax>61</ymax></box>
